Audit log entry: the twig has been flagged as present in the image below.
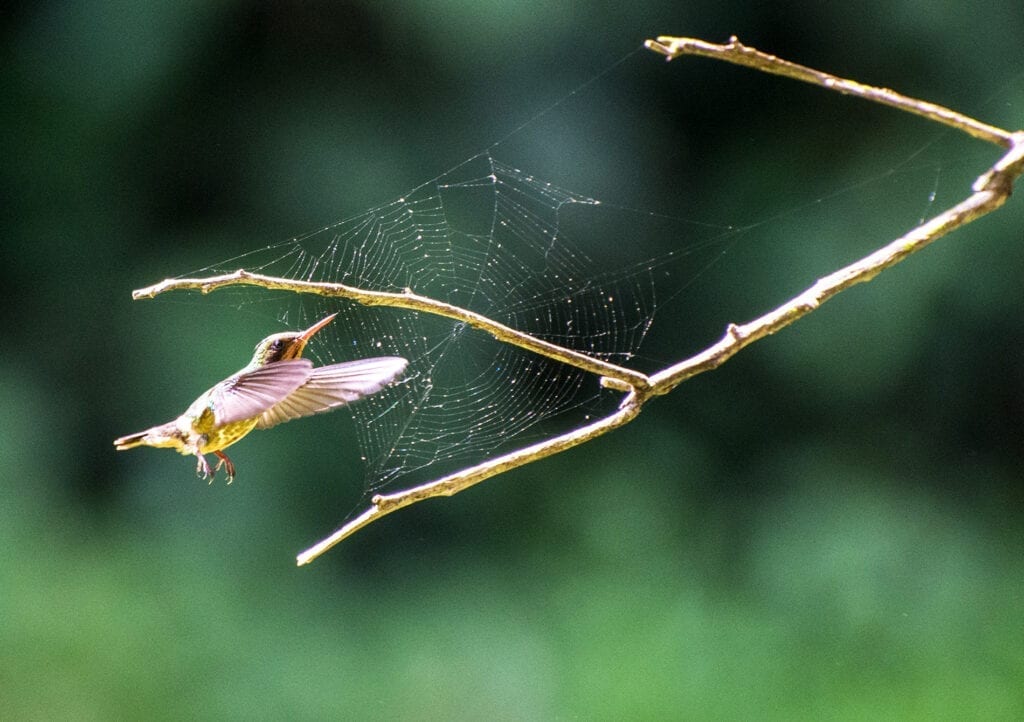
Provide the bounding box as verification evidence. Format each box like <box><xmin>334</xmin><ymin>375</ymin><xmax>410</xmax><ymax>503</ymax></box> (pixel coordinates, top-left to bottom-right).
<box><xmin>650</xmin><ymin>136</ymin><xmax>1024</xmax><ymax>394</ymax></box>
<box><xmin>128</xmin><ymin>37</ymin><xmax>1024</xmax><ymax>564</ymax></box>
<box><xmin>644</xmin><ymin>35</ymin><xmax>1015</xmax><ymax>148</ymax></box>
<box><xmin>296</xmin><ymin>388</ymin><xmax>646</xmax><ymax>565</ymax></box>
<box><xmin>134</xmin><ymin>272</ymin><xmax>650</xmax><ymax>392</ymax></box>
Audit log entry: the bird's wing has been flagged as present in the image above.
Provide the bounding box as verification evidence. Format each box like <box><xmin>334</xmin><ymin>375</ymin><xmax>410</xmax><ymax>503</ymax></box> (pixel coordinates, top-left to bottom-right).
<box><xmin>257</xmin><ymin>356</ymin><xmax>408</xmax><ymax>429</ymax></box>
<box><xmin>210</xmin><ymin>359</ymin><xmax>315</xmax><ymax>426</ymax></box>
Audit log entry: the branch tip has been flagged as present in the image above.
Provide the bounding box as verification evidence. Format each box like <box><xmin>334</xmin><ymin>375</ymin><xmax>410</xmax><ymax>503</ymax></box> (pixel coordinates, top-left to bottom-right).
<box><xmin>600</xmin><ymin>376</ymin><xmax>634</xmax><ymax>392</ymax></box>
<box><xmin>644</xmin><ymin>38</ymin><xmax>672</xmax><ymax>58</ymax></box>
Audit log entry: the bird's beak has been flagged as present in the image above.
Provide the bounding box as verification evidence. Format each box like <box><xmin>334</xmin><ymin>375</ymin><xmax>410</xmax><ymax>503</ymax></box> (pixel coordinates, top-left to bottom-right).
<box><xmin>291</xmin><ymin>312</ymin><xmax>338</xmax><ymax>356</ymax></box>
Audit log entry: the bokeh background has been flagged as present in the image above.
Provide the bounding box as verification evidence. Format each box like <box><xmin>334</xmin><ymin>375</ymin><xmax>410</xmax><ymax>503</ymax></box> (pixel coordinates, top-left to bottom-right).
<box><xmin>4</xmin><ymin>2</ymin><xmax>1023</xmax><ymax>718</ymax></box>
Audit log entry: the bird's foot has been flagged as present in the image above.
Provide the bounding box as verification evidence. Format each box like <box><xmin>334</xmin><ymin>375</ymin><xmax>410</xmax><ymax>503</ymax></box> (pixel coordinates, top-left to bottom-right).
<box><xmin>214</xmin><ymin>451</ymin><xmax>236</xmax><ymax>483</ymax></box>
<box><xmin>195</xmin><ymin>454</ymin><xmax>215</xmax><ymax>483</ymax></box>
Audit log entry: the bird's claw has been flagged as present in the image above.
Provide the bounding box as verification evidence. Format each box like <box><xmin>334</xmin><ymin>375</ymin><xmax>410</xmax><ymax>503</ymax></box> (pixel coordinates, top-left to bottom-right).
<box><xmin>195</xmin><ymin>455</ymin><xmax>215</xmax><ymax>483</ymax></box>
<box><xmin>193</xmin><ymin>450</ymin><xmax>236</xmax><ymax>483</ymax></box>
<box><xmin>214</xmin><ymin>451</ymin><xmax>236</xmax><ymax>484</ymax></box>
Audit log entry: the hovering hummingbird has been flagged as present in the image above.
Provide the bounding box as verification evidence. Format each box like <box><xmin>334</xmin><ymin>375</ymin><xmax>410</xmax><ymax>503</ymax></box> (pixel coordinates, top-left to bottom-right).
<box><xmin>114</xmin><ymin>313</ymin><xmax>407</xmax><ymax>482</ymax></box>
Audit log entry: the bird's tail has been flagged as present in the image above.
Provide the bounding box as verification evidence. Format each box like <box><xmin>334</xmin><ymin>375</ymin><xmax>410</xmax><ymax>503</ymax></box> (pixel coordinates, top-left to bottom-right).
<box><xmin>114</xmin><ymin>421</ymin><xmax>182</xmax><ymax>451</ymax></box>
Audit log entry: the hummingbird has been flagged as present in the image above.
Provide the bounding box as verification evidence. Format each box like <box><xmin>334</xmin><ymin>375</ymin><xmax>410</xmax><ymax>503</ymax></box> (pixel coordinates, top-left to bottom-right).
<box><xmin>114</xmin><ymin>313</ymin><xmax>407</xmax><ymax>482</ymax></box>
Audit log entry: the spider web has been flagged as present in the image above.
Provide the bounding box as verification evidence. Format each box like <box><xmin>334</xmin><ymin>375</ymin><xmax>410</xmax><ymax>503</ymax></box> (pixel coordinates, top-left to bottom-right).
<box><xmin>180</xmin><ymin>124</ymin><xmax>972</xmax><ymax>508</ymax></box>
<box><xmin>162</xmin><ymin>54</ymin><xmax>993</xmax><ymax>515</ymax></box>
<box><xmin>191</xmin><ymin>152</ymin><xmax>726</xmax><ymax>495</ymax></box>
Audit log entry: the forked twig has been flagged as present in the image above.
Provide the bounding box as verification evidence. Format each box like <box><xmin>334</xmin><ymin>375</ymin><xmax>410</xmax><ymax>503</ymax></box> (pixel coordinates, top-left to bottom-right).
<box><xmin>130</xmin><ymin>36</ymin><xmax>1024</xmax><ymax>564</ymax></box>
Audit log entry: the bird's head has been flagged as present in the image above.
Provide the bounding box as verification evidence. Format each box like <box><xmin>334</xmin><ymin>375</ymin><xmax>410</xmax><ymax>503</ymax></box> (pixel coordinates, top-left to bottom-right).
<box><xmin>248</xmin><ymin>312</ymin><xmax>338</xmax><ymax>367</ymax></box>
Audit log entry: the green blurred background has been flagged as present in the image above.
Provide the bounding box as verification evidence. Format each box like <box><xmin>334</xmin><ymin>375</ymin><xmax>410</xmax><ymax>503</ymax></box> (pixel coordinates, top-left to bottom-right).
<box><xmin>4</xmin><ymin>2</ymin><xmax>1023</xmax><ymax>719</ymax></box>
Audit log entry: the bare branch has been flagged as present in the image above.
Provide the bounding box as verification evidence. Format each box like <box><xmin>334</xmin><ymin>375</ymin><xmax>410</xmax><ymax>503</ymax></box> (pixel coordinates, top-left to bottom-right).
<box><xmin>128</xmin><ymin>38</ymin><xmax>1024</xmax><ymax>564</ymax></box>
<box><xmin>134</xmin><ymin>272</ymin><xmax>651</xmax><ymax>392</ymax></box>
<box><xmin>644</xmin><ymin>35</ymin><xmax>1015</xmax><ymax>148</ymax></box>
<box><xmin>296</xmin><ymin>389</ymin><xmax>645</xmax><ymax>565</ymax></box>
<box><xmin>650</xmin><ymin>137</ymin><xmax>1024</xmax><ymax>394</ymax></box>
